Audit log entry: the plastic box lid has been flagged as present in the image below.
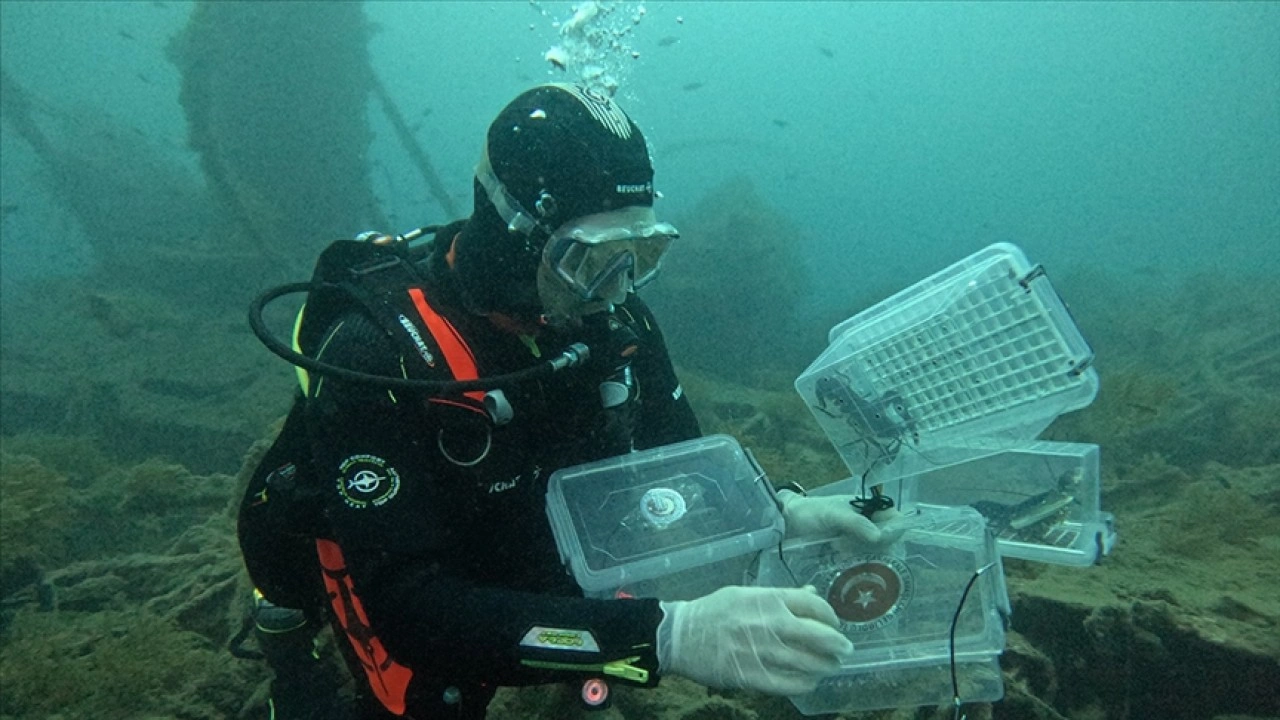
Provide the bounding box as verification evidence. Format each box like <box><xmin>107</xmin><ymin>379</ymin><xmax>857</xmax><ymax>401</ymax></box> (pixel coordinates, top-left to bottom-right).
<box><xmin>796</xmin><ymin>242</ymin><xmax>1098</xmax><ymax>481</ymax></box>
<box><xmin>546</xmin><ymin>435</ymin><xmax>784</xmax><ymax>595</ymax></box>
<box><xmin>897</xmin><ymin>441</ymin><xmax>1116</xmax><ymax>566</ymax></box>
<box><xmin>756</xmin><ymin>505</ymin><xmax>1008</xmax><ymax>686</ymax></box>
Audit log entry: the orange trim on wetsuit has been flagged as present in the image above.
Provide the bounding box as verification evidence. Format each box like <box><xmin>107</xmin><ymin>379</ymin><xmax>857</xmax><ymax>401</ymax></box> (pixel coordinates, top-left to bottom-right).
<box><xmin>316</xmin><ymin>539</ymin><xmax>414</xmax><ymax>716</ymax></box>
<box><xmin>445</xmin><ymin>233</ymin><xmax>460</xmax><ymax>269</ymax></box>
<box><xmin>405</xmin><ymin>287</ymin><xmax>487</xmax><ymax>410</ymax></box>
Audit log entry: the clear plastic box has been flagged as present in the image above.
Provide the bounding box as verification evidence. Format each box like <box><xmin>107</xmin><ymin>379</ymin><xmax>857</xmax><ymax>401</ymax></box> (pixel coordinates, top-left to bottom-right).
<box><xmin>796</xmin><ymin>243</ymin><xmax>1098</xmax><ymax>481</ymax></box>
<box><xmin>897</xmin><ymin>441</ymin><xmax>1117</xmax><ymax>566</ymax></box>
<box><xmin>545</xmin><ymin>435</ymin><xmax>785</xmax><ymax>600</ymax></box>
<box><xmin>795</xmin><ymin>653</ymin><xmax>1005</xmax><ymax>715</ymax></box>
<box><xmin>755</xmin><ymin>505</ymin><xmax>1009</xmax><ymax>714</ymax></box>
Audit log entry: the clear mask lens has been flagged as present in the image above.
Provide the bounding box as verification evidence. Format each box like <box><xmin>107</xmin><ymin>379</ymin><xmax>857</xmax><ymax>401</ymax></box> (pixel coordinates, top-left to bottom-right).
<box><xmin>543</xmin><ymin>207</ymin><xmax>678</xmax><ymax>301</ymax></box>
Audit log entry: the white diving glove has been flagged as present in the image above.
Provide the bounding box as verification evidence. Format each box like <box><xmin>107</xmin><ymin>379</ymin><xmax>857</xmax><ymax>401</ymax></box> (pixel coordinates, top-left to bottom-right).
<box><xmin>656</xmin><ymin>585</ymin><xmax>851</xmax><ymax>696</ymax></box>
<box><xmin>778</xmin><ymin>489</ymin><xmax>901</xmax><ymax>545</ymax></box>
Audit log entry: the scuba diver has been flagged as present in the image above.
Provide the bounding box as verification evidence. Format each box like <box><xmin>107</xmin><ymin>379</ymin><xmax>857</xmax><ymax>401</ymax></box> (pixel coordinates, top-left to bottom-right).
<box><xmin>237</xmin><ymin>83</ymin><xmax>896</xmax><ymax>719</ymax></box>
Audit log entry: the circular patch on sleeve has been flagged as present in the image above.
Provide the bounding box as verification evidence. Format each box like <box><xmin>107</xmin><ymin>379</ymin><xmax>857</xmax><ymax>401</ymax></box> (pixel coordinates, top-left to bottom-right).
<box><xmin>336</xmin><ymin>454</ymin><xmax>401</xmax><ymax>509</ymax></box>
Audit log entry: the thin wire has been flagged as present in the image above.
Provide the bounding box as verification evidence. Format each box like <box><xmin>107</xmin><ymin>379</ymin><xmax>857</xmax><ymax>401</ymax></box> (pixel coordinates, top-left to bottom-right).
<box><xmin>950</xmin><ymin>562</ymin><xmax>996</xmax><ymax>720</ymax></box>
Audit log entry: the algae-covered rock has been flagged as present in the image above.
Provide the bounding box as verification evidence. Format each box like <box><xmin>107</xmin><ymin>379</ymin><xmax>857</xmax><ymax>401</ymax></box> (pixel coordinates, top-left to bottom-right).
<box><xmin>1006</xmin><ymin>460</ymin><xmax>1280</xmax><ymax>720</ymax></box>
<box><xmin>0</xmin><ymin>608</ymin><xmax>255</xmax><ymax>719</ymax></box>
<box><xmin>0</xmin><ymin>451</ymin><xmax>75</xmax><ymax>616</ymax></box>
<box><xmin>1048</xmin><ymin>269</ymin><xmax>1280</xmax><ymax>473</ymax></box>
<box><xmin>0</xmin><ymin>435</ymin><xmax>259</xmax><ymax>718</ymax></box>
<box><xmin>0</xmin><ymin>452</ymin><xmax>74</xmax><ymax>573</ymax></box>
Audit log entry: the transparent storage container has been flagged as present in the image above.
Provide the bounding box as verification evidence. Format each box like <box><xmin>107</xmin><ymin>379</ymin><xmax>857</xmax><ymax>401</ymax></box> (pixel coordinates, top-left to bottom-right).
<box><xmin>546</xmin><ymin>435</ymin><xmax>785</xmax><ymax>600</ymax></box>
<box><xmin>755</xmin><ymin>505</ymin><xmax>1008</xmax><ymax>714</ymax></box>
<box><xmin>796</xmin><ymin>243</ymin><xmax>1098</xmax><ymax>481</ymax></box>
<box><xmin>897</xmin><ymin>441</ymin><xmax>1117</xmax><ymax>565</ymax></box>
<box><xmin>795</xmin><ymin>653</ymin><xmax>1005</xmax><ymax>715</ymax></box>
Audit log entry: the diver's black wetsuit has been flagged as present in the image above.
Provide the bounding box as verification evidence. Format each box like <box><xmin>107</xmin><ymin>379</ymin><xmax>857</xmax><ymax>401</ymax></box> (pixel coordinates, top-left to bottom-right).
<box><xmin>244</xmin><ymin>224</ymin><xmax>700</xmax><ymax>718</ymax></box>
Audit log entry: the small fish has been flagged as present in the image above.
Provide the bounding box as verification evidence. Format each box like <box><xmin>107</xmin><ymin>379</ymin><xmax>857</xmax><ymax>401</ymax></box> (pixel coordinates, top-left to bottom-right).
<box><xmin>409</xmin><ymin>121</ymin><xmax>422</xmax><ymax>133</ymax></box>
<box><xmin>1</xmin><ymin>204</ymin><xmax>19</xmax><ymax>218</ymax></box>
<box><xmin>818</xmin><ymin>46</ymin><xmax>835</xmax><ymax>58</ymax></box>
<box><xmin>772</xmin><ymin>118</ymin><xmax>790</xmax><ymax>128</ymax></box>
<box><xmin>657</xmin><ymin>35</ymin><xmax>679</xmax><ymax>47</ymax></box>
<box><xmin>137</xmin><ymin>73</ymin><xmax>151</xmax><ymax>85</ymax></box>
<box><xmin>420</xmin><ymin>107</ymin><xmax>433</xmax><ymax>117</ymax></box>
<box><xmin>681</xmin><ymin>81</ymin><xmax>704</xmax><ymax>92</ymax></box>
<box><xmin>119</xmin><ymin>30</ymin><xmax>135</xmax><ymax>41</ymax></box>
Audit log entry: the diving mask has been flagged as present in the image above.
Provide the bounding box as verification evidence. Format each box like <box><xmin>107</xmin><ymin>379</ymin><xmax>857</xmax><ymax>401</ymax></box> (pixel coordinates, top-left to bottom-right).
<box><xmin>542</xmin><ymin>206</ymin><xmax>678</xmax><ymax>303</ymax></box>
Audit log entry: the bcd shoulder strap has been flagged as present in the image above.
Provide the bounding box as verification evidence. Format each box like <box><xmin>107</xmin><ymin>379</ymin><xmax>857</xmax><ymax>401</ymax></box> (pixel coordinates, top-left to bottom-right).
<box><xmin>296</xmin><ymin>240</ymin><xmax>487</xmax><ymax>416</ymax></box>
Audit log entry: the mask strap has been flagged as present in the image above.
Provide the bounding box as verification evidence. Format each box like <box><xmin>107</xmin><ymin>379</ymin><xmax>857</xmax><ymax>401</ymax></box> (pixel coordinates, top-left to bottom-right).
<box><xmin>476</xmin><ymin>148</ymin><xmax>544</xmax><ymax>237</ymax></box>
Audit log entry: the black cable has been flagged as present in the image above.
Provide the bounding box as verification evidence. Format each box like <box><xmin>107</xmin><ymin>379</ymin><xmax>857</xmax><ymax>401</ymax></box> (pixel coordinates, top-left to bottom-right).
<box><xmin>849</xmin><ymin>462</ymin><xmax>895</xmax><ymax>518</ymax></box>
<box><xmin>949</xmin><ymin>562</ymin><xmax>996</xmax><ymax>720</ymax></box>
<box><xmin>849</xmin><ymin>491</ymin><xmax>894</xmax><ymax>518</ymax></box>
<box><xmin>776</xmin><ymin>540</ymin><xmax>801</xmax><ymax>587</ymax></box>
<box><xmin>845</xmin><ymin>454</ymin><xmax>900</xmax><ymax>519</ymax></box>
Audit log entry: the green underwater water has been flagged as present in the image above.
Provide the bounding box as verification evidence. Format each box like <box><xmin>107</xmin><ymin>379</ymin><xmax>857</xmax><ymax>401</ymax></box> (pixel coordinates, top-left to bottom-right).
<box><xmin>2</xmin><ymin>2</ymin><xmax>1278</xmax><ymax>719</ymax></box>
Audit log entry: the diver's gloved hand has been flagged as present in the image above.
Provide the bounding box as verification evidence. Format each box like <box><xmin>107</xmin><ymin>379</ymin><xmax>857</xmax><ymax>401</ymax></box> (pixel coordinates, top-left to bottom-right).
<box><xmin>779</xmin><ymin>489</ymin><xmax>899</xmax><ymax>544</ymax></box>
<box><xmin>656</xmin><ymin>586</ymin><xmax>850</xmax><ymax>696</ymax></box>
